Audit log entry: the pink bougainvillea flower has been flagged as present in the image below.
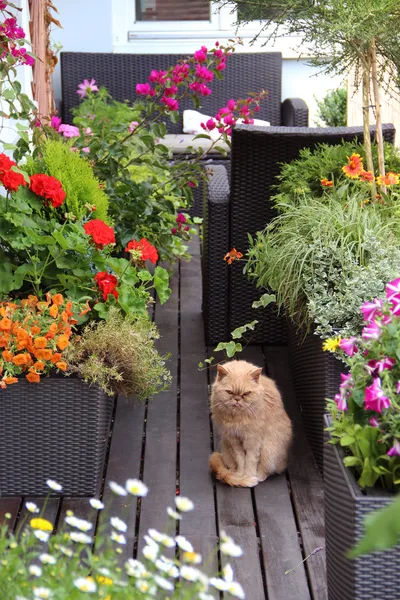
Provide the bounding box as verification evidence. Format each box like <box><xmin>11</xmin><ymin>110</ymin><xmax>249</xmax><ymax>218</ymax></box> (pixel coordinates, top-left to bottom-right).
<box><xmin>194</xmin><ymin>45</ymin><xmax>208</xmax><ymax>62</ymax></box>
<box><xmin>216</xmin><ymin>60</ymin><xmax>226</xmax><ymax>71</ymax></box>
<box><xmin>203</xmin><ymin>118</ymin><xmax>216</xmax><ymax>131</ymax></box>
<box><xmin>163</xmin><ymin>85</ymin><xmax>178</xmax><ymax>97</ymax></box>
<box><xmin>366</xmin><ymin>357</ymin><xmax>396</xmax><ymax>375</ymax></box>
<box><xmin>227</xmin><ymin>99</ymin><xmax>236</xmax><ymax>111</ymax></box>
<box><xmin>58</xmin><ymin>124</ymin><xmax>80</xmax><ymax>138</ymax></box>
<box><xmin>172</xmin><ymin>63</ymin><xmax>190</xmax><ymax>84</ymax></box>
<box><xmin>386</xmin><ymin>277</ymin><xmax>400</xmax><ymax>300</ymax></box>
<box><xmin>364</xmin><ymin>378</ymin><xmax>391</xmax><ymax>413</ymax></box>
<box><xmin>148</xmin><ymin>69</ymin><xmax>167</xmax><ymax>83</ymax></box>
<box><xmin>161</xmin><ymin>97</ymin><xmax>179</xmax><ymax>111</ymax></box>
<box><xmin>387</xmin><ymin>440</ymin><xmax>400</xmax><ymax>456</ymax></box>
<box><xmin>0</xmin><ymin>2</ymin><xmax>8</xmax><ymax>10</ymax></box>
<box><xmin>11</xmin><ymin>47</ymin><xmax>34</xmax><ymax>65</ymax></box>
<box><xmin>361</xmin><ymin>298</ymin><xmax>383</xmax><ymax>323</ymax></box>
<box><xmin>369</xmin><ymin>418</ymin><xmax>380</xmax><ymax>428</ymax></box>
<box><xmin>128</xmin><ymin>121</ymin><xmax>139</xmax><ymax>133</ymax></box>
<box><xmin>77</xmin><ymin>78</ymin><xmax>99</xmax><ymax>98</ymax></box>
<box><xmin>50</xmin><ymin>116</ymin><xmax>62</xmax><ymax>131</ymax></box>
<box><xmin>2</xmin><ymin>17</ymin><xmax>25</xmax><ymax>39</ymax></box>
<box><xmin>195</xmin><ymin>64</ymin><xmax>214</xmax><ymax>82</ymax></box>
<box><xmin>362</xmin><ymin>321</ymin><xmax>381</xmax><ymax>341</ymax></box>
<box><xmin>136</xmin><ymin>83</ymin><xmax>153</xmax><ymax>96</ymax></box>
<box><xmin>339</xmin><ymin>337</ymin><xmax>358</xmax><ymax>357</ymax></box>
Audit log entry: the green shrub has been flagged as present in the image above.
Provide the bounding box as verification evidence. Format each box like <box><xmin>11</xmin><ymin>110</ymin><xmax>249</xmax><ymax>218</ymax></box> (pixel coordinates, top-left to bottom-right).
<box><xmin>315</xmin><ymin>87</ymin><xmax>347</xmax><ymax>127</ymax></box>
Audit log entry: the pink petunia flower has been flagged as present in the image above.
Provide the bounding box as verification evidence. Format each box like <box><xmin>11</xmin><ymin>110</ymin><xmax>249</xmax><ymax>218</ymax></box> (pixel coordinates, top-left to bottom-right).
<box><xmin>334</xmin><ymin>393</ymin><xmax>348</xmax><ymax>412</ymax></box>
<box><xmin>339</xmin><ymin>337</ymin><xmax>358</xmax><ymax>357</ymax></box>
<box><xmin>50</xmin><ymin>116</ymin><xmax>62</xmax><ymax>131</ymax></box>
<box><xmin>387</xmin><ymin>440</ymin><xmax>400</xmax><ymax>457</ymax></box>
<box><xmin>364</xmin><ymin>378</ymin><xmax>391</xmax><ymax>413</ymax></box>
<box><xmin>369</xmin><ymin>418</ymin><xmax>380</xmax><ymax>428</ymax></box>
<box><xmin>386</xmin><ymin>277</ymin><xmax>400</xmax><ymax>300</ymax></box>
<box><xmin>366</xmin><ymin>357</ymin><xmax>396</xmax><ymax>375</ymax></box>
<box><xmin>360</xmin><ymin>298</ymin><xmax>382</xmax><ymax>323</ymax></box>
<box><xmin>362</xmin><ymin>321</ymin><xmax>381</xmax><ymax>341</ymax></box>
<box><xmin>77</xmin><ymin>78</ymin><xmax>99</xmax><ymax>98</ymax></box>
<box><xmin>58</xmin><ymin>124</ymin><xmax>80</xmax><ymax>138</ymax></box>
<box><xmin>227</xmin><ymin>99</ymin><xmax>236</xmax><ymax>111</ymax></box>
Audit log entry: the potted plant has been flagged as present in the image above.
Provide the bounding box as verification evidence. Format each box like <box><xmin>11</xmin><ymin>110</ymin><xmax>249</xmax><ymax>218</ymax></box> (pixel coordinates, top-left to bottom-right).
<box><xmin>324</xmin><ymin>279</ymin><xmax>400</xmax><ymax>599</ymax></box>
<box><xmin>245</xmin><ymin>141</ymin><xmax>400</xmax><ymax>470</ymax></box>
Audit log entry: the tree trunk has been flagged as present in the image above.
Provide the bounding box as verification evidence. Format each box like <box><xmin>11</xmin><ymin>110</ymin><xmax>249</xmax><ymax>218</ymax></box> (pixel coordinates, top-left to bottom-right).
<box><xmin>370</xmin><ymin>37</ymin><xmax>386</xmax><ymax>194</ymax></box>
<box><xmin>362</xmin><ymin>60</ymin><xmax>377</xmax><ymax>202</ymax></box>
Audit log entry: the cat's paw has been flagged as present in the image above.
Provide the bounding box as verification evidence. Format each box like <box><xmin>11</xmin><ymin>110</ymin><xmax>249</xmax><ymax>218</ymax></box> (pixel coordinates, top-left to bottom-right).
<box><xmin>236</xmin><ymin>475</ymin><xmax>259</xmax><ymax>488</ymax></box>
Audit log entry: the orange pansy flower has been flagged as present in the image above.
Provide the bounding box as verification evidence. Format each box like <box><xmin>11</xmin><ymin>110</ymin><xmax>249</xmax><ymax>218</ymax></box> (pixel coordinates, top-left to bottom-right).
<box><xmin>26</xmin><ymin>371</ymin><xmax>40</xmax><ymax>383</ymax></box>
<box><xmin>52</xmin><ymin>294</ymin><xmax>64</xmax><ymax>306</ymax></box>
<box><xmin>56</xmin><ymin>335</ymin><xmax>69</xmax><ymax>351</ymax></box>
<box><xmin>2</xmin><ymin>350</ymin><xmax>13</xmax><ymax>362</ymax></box>
<box><xmin>55</xmin><ymin>361</ymin><xmax>67</xmax><ymax>371</ymax></box>
<box><xmin>0</xmin><ymin>317</ymin><xmax>12</xmax><ymax>331</ymax></box>
<box><xmin>49</xmin><ymin>304</ymin><xmax>58</xmax><ymax>318</ymax></box>
<box><xmin>34</xmin><ymin>337</ymin><xmax>47</xmax><ymax>349</ymax></box>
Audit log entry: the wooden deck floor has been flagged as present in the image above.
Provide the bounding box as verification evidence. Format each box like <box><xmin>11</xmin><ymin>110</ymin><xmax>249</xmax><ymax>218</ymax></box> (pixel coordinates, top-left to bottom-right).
<box><xmin>0</xmin><ymin>234</ymin><xmax>327</xmax><ymax>600</ymax></box>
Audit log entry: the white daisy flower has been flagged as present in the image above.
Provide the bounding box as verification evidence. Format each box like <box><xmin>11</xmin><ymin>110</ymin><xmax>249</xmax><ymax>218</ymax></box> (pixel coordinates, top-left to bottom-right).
<box><xmin>74</xmin><ymin>577</ymin><xmax>97</xmax><ymax>593</ymax></box>
<box><xmin>125</xmin><ymin>558</ymin><xmax>147</xmax><ymax>578</ymax></box>
<box><xmin>227</xmin><ymin>582</ymin><xmax>246</xmax><ymax>599</ymax></box>
<box><xmin>167</xmin><ymin>564</ymin><xmax>180</xmax><ymax>579</ymax></box>
<box><xmin>160</xmin><ymin>534</ymin><xmax>175</xmax><ymax>548</ymax></box>
<box><xmin>111</xmin><ymin>531</ymin><xmax>127</xmax><ymax>545</ymax></box>
<box><xmin>155</xmin><ymin>557</ymin><xmax>171</xmax><ymax>573</ymax></box>
<box><xmin>135</xmin><ymin>579</ymin><xmax>151</xmax><ymax>593</ymax></box>
<box><xmin>57</xmin><ymin>545</ymin><xmax>73</xmax><ymax>557</ymax></box>
<box><xmin>65</xmin><ymin>516</ymin><xmax>92</xmax><ymax>532</ymax></box>
<box><xmin>199</xmin><ymin>594</ymin><xmax>215</xmax><ymax>600</ymax></box>
<box><xmin>223</xmin><ymin>563</ymin><xmax>234</xmax><ymax>583</ymax></box>
<box><xmin>142</xmin><ymin>544</ymin><xmax>158</xmax><ymax>562</ymax></box>
<box><xmin>210</xmin><ymin>577</ymin><xmax>229</xmax><ymax>591</ymax></box>
<box><xmin>220</xmin><ymin>541</ymin><xmax>243</xmax><ymax>557</ymax></box>
<box><xmin>175</xmin><ymin>496</ymin><xmax>194</xmax><ymax>512</ymax></box>
<box><xmin>167</xmin><ymin>506</ymin><xmax>182</xmax><ymax>520</ymax></box>
<box><xmin>154</xmin><ymin>574</ymin><xmax>174</xmax><ymax>591</ymax></box>
<box><xmin>109</xmin><ymin>481</ymin><xmax>127</xmax><ymax>496</ymax></box>
<box><xmin>148</xmin><ymin>528</ymin><xmax>164</xmax><ymax>543</ymax></box>
<box><xmin>220</xmin><ymin>530</ymin><xmax>234</xmax><ymax>544</ymax></box>
<box><xmin>89</xmin><ymin>498</ymin><xmax>104</xmax><ymax>510</ymax></box>
<box><xmin>125</xmin><ymin>479</ymin><xmax>148</xmax><ymax>497</ymax></box>
<box><xmin>98</xmin><ymin>567</ymin><xmax>112</xmax><ymax>577</ymax></box>
<box><xmin>28</xmin><ymin>565</ymin><xmax>42</xmax><ymax>577</ymax></box>
<box><xmin>33</xmin><ymin>588</ymin><xmax>53</xmax><ymax>599</ymax></box>
<box><xmin>46</xmin><ymin>479</ymin><xmax>62</xmax><ymax>492</ymax></box>
<box><xmin>144</xmin><ymin>535</ymin><xmax>159</xmax><ymax>548</ymax></box>
<box><xmin>175</xmin><ymin>535</ymin><xmax>193</xmax><ymax>553</ymax></box>
<box><xmin>25</xmin><ymin>502</ymin><xmax>39</xmax><ymax>513</ymax></box>
<box><xmin>180</xmin><ymin>565</ymin><xmax>200</xmax><ymax>582</ymax></box>
<box><xmin>69</xmin><ymin>531</ymin><xmax>93</xmax><ymax>544</ymax></box>
<box><xmin>111</xmin><ymin>517</ymin><xmax>128</xmax><ymax>532</ymax></box>
<box><xmin>34</xmin><ymin>531</ymin><xmax>50</xmax><ymax>543</ymax></box>
<box><xmin>183</xmin><ymin>551</ymin><xmax>202</xmax><ymax>564</ymax></box>
<box><xmin>39</xmin><ymin>553</ymin><xmax>56</xmax><ymax>565</ymax></box>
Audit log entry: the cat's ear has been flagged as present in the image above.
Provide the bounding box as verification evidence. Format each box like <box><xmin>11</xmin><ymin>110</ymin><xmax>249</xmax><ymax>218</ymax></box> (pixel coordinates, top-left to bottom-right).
<box><xmin>217</xmin><ymin>364</ymin><xmax>228</xmax><ymax>380</ymax></box>
<box><xmin>250</xmin><ymin>367</ymin><xmax>262</xmax><ymax>383</ymax></box>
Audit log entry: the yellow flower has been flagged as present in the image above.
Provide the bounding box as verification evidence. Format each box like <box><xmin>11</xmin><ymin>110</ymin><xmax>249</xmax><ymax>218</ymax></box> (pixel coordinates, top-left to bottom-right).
<box><xmin>322</xmin><ymin>337</ymin><xmax>341</xmax><ymax>353</ymax></box>
<box><xmin>30</xmin><ymin>518</ymin><xmax>53</xmax><ymax>532</ymax></box>
<box><xmin>98</xmin><ymin>575</ymin><xmax>113</xmax><ymax>586</ymax></box>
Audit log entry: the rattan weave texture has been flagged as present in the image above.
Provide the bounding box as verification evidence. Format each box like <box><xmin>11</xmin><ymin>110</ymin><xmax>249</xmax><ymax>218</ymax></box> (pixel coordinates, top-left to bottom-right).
<box><xmin>324</xmin><ymin>418</ymin><xmax>400</xmax><ymax>600</ymax></box>
<box><xmin>0</xmin><ymin>377</ymin><xmax>113</xmax><ymax>496</ymax></box>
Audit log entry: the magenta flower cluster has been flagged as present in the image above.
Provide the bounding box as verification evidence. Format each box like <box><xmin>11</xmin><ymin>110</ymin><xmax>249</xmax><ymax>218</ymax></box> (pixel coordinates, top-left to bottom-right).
<box><xmin>171</xmin><ymin>213</ymin><xmax>190</xmax><ymax>236</ymax></box>
<box><xmin>0</xmin><ymin>9</ymin><xmax>34</xmax><ymax>67</ymax></box>
<box><xmin>201</xmin><ymin>94</ymin><xmax>264</xmax><ymax>137</ymax></box>
<box><xmin>335</xmin><ymin>277</ymin><xmax>400</xmax><ymax>457</ymax></box>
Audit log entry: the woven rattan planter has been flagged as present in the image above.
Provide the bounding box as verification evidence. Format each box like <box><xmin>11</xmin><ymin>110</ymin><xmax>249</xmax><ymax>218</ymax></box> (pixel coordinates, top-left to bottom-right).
<box><xmin>324</xmin><ymin>416</ymin><xmax>400</xmax><ymax>600</ymax></box>
<box><xmin>288</xmin><ymin>322</ymin><xmax>344</xmax><ymax>473</ymax></box>
<box><xmin>0</xmin><ymin>376</ymin><xmax>114</xmax><ymax>497</ymax></box>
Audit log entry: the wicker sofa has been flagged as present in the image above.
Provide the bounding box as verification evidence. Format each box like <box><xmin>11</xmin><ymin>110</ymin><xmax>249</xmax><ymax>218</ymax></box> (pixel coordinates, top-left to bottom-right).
<box><xmin>60</xmin><ymin>52</ymin><xmax>309</xmax><ymax>215</ymax></box>
<box><xmin>202</xmin><ymin>123</ymin><xmax>396</xmax><ymax>346</ymax></box>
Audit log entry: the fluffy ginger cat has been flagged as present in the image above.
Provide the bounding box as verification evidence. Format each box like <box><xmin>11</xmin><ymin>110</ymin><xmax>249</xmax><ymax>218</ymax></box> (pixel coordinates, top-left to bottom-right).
<box><xmin>209</xmin><ymin>360</ymin><xmax>292</xmax><ymax>487</ymax></box>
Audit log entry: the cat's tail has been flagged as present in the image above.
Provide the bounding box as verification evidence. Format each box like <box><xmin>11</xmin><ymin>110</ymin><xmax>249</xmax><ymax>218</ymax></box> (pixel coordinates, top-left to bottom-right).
<box><xmin>209</xmin><ymin>452</ymin><xmax>258</xmax><ymax>488</ymax></box>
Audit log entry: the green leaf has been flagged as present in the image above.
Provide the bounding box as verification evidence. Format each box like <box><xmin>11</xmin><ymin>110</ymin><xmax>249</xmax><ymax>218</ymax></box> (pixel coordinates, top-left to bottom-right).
<box><xmin>154</xmin><ymin>266</ymin><xmax>171</xmax><ymax>304</ymax></box>
<box><xmin>117</xmin><ymin>282</ymin><xmax>147</xmax><ymax>315</ymax></box>
<box><xmin>343</xmin><ymin>456</ymin><xmax>362</xmax><ymax>467</ymax></box>
<box><xmin>214</xmin><ymin>341</ymin><xmax>243</xmax><ymax>358</ymax></box>
<box><xmin>193</xmin><ymin>134</ymin><xmax>211</xmax><ymax>141</ymax></box>
<box><xmin>252</xmin><ymin>293</ymin><xmax>276</xmax><ymax>309</ymax></box>
<box><xmin>351</xmin><ymin>388</ymin><xmax>365</xmax><ymax>408</ymax></box>
<box><xmin>349</xmin><ymin>496</ymin><xmax>400</xmax><ymax>558</ymax></box>
<box><xmin>106</xmin><ymin>257</ymin><xmax>131</xmax><ymax>275</ymax></box>
<box><xmin>340</xmin><ymin>436</ymin><xmax>356</xmax><ymax>446</ymax></box>
<box><xmin>193</xmin><ymin>217</ymin><xmax>203</xmax><ymax>224</ymax></box>
<box><xmin>231</xmin><ymin>320</ymin><xmax>259</xmax><ymax>339</ymax></box>
<box><xmin>137</xmin><ymin>269</ymin><xmax>152</xmax><ymax>283</ymax></box>
<box><xmin>52</xmin><ymin>230</ymin><xmax>69</xmax><ymax>250</ymax></box>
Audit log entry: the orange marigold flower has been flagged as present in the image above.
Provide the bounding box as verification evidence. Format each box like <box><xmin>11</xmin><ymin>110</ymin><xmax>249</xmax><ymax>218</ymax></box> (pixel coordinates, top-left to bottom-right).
<box><xmin>377</xmin><ymin>172</ymin><xmax>399</xmax><ymax>186</ymax></box>
<box><xmin>321</xmin><ymin>178</ymin><xmax>333</xmax><ymax>187</ymax></box>
<box><xmin>52</xmin><ymin>293</ymin><xmax>64</xmax><ymax>306</ymax></box>
<box><xmin>26</xmin><ymin>371</ymin><xmax>40</xmax><ymax>383</ymax></box>
<box><xmin>51</xmin><ymin>352</ymin><xmax>62</xmax><ymax>364</ymax></box>
<box><xmin>223</xmin><ymin>248</ymin><xmax>243</xmax><ymax>265</ymax></box>
<box><xmin>34</xmin><ymin>337</ymin><xmax>47</xmax><ymax>349</ymax></box>
<box><xmin>3</xmin><ymin>376</ymin><xmax>18</xmax><ymax>385</ymax></box>
<box><xmin>12</xmin><ymin>353</ymin><xmax>30</xmax><ymax>366</ymax></box>
<box><xmin>56</xmin><ymin>335</ymin><xmax>69</xmax><ymax>351</ymax></box>
<box><xmin>49</xmin><ymin>304</ymin><xmax>59</xmax><ymax>318</ymax></box>
<box><xmin>55</xmin><ymin>361</ymin><xmax>67</xmax><ymax>371</ymax></box>
<box><xmin>2</xmin><ymin>350</ymin><xmax>13</xmax><ymax>362</ymax></box>
<box><xmin>34</xmin><ymin>361</ymin><xmax>45</xmax><ymax>371</ymax></box>
<box><xmin>342</xmin><ymin>154</ymin><xmax>363</xmax><ymax>179</ymax></box>
<box><xmin>31</xmin><ymin>326</ymin><xmax>41</xmax><ymax>335</ymax></box>
<box><xmin>0</xmin><ymin>317</ymin><xmax>12</xmax><ymax>331</ymax></box>
<box><xmin>28</xmin><ymin>295</ymin><xmax>38</xmax><ymax>306</ymax></box>
<box><xmin>360</xmin><ymin>170</ymin><xmax>374</xmax><ymax>182</ymax></box>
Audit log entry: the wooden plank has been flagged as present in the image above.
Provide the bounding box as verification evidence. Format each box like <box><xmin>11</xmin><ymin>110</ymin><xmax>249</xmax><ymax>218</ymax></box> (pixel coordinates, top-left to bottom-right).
<box><xmin>0</xmin><ymin>498</ymin><xmax>21</xmax><ymax>529</ymax></box>
<box><xmin>137</xmin><ymin>262</ymin><xmax>179</xmax><ymax>552</ymax></box>
<box><xmin>180</xmin><ymin>240</ymin><xmax>218</xmax><ymax>568</ymax></box>
<box><xmin>264</xmin><ymin>346</ymin><xmax>327</xmax><ymax>600</ymax></box>
<box><xmin>98</xmin><ymin>395</ymin><xmax>146</xmax><ymax>563</ymax></box>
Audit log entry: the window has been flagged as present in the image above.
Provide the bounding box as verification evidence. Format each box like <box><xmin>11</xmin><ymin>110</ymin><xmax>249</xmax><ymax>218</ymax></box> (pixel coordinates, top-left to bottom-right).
<box><xmin>135</xmin><ymin>0</ymin><xmax>210</xmax><ymax>21</ymax></box>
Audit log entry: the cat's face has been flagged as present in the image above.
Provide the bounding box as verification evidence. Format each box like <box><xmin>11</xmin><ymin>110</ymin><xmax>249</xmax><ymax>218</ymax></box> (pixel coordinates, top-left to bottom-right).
<box><xmin>212</xmin><ymin>362</ymin><xmax>263</xmax><ymax>419</ymax></box>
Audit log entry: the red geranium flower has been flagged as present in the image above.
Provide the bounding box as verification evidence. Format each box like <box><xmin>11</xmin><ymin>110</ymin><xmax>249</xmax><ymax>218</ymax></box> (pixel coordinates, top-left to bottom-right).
<box><xmin>94</xmin><ymin>272</ymin><xmax>118</xmax><ymax>301</ymax></box>
<box><xmin>84</xmin><ymin>219</ymin><xmax>115</xmax><ymax>249</ymax></box>
<box><xmin>125</xmin><ymin>238</ymin><xmax>158</xmax><ymax>264</ymax></box>
<box><xmin>0</xmin><ymin>153</ymin><xmax>16</xmax><ymax>175</ymax></box>
<box><xmin>30</xmin><ymin>174</ymin><xmax>66</xmax><ymax>208</ymax></box>
<box><xmin>1</xmin><ymin>169</ymin><xmax>26</xmax><ymax>191</ymax></box>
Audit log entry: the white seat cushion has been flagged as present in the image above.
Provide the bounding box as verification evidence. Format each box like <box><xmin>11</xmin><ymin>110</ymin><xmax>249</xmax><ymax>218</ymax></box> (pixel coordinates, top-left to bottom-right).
<box><xmin>161</xmin><ymin>133</ymin><xmax>230</xmax><ymax>154</ymax></box>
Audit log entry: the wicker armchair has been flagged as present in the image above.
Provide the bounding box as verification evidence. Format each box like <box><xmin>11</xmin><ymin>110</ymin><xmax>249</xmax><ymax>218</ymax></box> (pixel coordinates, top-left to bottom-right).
<box><xmin>202</xmin><ymin>123</ymin><xmax>396</xmax><ymax>345</ymax></box>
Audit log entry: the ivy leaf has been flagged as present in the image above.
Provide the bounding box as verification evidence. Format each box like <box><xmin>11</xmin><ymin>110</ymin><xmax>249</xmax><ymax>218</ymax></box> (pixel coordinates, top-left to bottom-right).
<box><xmin>231</xmin><ymin>320</ymin><xmax>259</xmax><ymax>339</ymax></box>
<box><xmin>214</xmin><ymin>341</ymin><xmax>242</xmax><ymax>358</ymax></box>
<box><xmin>154</xmin><ymin>266</ymin><xmax>171</xmax><ymax>304</ymax></box>
<box><xmin>252</xmin><ymin>294</ymin><xmax>276</xmax><ymax>309</ymax></box>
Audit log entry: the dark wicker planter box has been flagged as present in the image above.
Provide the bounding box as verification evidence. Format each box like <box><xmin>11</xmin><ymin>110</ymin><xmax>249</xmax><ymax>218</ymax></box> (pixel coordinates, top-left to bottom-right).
<box><xmin>288</xmin><ymin>322</ymin><xmax>344</xmax><ymax>473</ymax></box>
<box><xmin>324</xmin><ymin>416</ymin><xmax>400</xmax><ymax>600</ymax></box>
<box><xmin>0</xmin><ymin>376</ymin><xmax>114</xmax><ymax>497</ymax></box>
